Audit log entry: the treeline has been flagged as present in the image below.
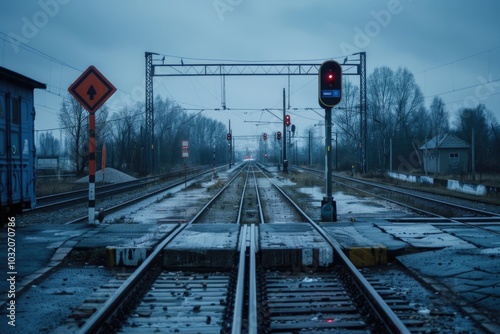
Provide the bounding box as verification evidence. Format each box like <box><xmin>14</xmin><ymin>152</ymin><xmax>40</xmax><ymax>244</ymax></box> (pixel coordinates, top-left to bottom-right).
<box><xmin>53</xmin><ymin>96</ymin><xmax>229</xmax><ymax>175</ymax></box>
<box><xmin>330</xmin><ymin>66</ymin><xmax>500</xmax><ymax>176</ymax></box>
<box><xmin>44</xmin><ymin>65</ymin><xmax>499</xmax><ymax>177</ymax></box>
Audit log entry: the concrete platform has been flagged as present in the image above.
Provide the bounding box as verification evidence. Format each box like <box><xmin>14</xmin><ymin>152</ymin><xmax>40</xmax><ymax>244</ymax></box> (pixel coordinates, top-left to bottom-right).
<box><xmin>0</xmin><ymin>222</ymin><xmax>182</xmax><ymax>306</ymax></box>
<box><xmin>259</xmin><ymin>223</ymin><xmax>333</xmax><ymax>269</ymax></box>
<box><xmin>397</xmin><ymin>247</ymin><xmax>500</xmax><ymax>317</ymax></box>
<box><xmin>323</xmin><ymin>218</ymin><xmax>500</xmax><ymax>326</ymax></box>
<box><xmin>75</xmin><ymin>223</ymin><xmax>178</xmax><ymax>249</ymax></box>
<box><xmin>323</xmin><ymin>221</ymin><xmax>407</xmax><ymax>267</ymax></box>
<box><xmin>322</xmin><ymin>219</ymin><xmax>483</xmax><ymax>267</ymax></box>
<box><xmin>75</xmin><ymin>223</ymin><xmax>179</xmax><ymax>266</ymax></box>
<box><xmin>163</xmin><ymin>223</ymin><xmax>240</xmax><ymax>269</ymax></box>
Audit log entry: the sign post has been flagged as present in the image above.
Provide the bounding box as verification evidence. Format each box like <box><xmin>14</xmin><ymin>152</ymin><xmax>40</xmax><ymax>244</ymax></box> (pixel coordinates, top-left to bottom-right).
<box><xmin>102</xmin><ymin>143</ymin><xmax>107</xmax><ymax>182</ymax></box>
<box><xmin>181</xmin><ymin>140</ymin><xmax>189</xmax><ymax>188</ymax></box>
<box><xmin>68</xmin><ymin>66</ymin><xmax>116</xmax><ymax>224</ymax></box>
<box><xmin>318</xmin><ymin>60</ymin><xmax>342</xmax><ymax>222</ymax></box>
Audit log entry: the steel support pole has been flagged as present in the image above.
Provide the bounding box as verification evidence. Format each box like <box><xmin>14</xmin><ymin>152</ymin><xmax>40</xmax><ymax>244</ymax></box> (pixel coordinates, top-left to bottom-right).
<box><xmin>360</xmin><ymin>51</ymin><xmax>367</xmax><ymax>173</ymax></box>
<box><xmin>145</xmin><ymin>52</ymin><xmax>155</xmax><ymax>175</ymax></box>
<box><xmin>282</xmin><ymin>88</ymin><xmax>288</xmax><ymax>173</ymax></box>
<box><xmin>321</xmin><ymin>107</ymin><xmax>337</xmax><ymax>222</ymax></box>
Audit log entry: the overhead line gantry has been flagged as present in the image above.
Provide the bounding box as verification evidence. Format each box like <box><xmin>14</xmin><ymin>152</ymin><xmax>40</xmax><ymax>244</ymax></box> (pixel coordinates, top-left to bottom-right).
<box><xmin>144</xmin><ymin>52</ymin><xmax>367</xmax><ymax>174</ymax></box>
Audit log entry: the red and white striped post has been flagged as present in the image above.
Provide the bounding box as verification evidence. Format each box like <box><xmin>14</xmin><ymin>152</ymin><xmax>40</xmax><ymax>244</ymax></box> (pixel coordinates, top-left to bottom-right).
<box><xmin>88</xmin><ymin>113</ymin><xmax>96</xmax><ymax>224</ymax></box>
<box><xmin>68</xmin><ymin>65</ymin><xmax>116</xmax><ymax>225</ymax></box>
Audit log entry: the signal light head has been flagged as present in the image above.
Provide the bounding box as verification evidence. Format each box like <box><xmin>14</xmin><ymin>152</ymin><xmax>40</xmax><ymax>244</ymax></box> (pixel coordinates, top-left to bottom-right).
<box><xmin>318</xmin><ymin>60</ymin><xmax>342</xmax><ymax>108</ymax></box>
<box><xmin>285</xmin><ymin>115</ymin><xmax>291</xmax><ymax>126</ymax></box>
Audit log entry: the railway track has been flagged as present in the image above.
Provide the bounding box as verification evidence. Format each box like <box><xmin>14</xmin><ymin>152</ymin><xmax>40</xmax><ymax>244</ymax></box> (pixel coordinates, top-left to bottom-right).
<box><xmin>64</xmin><ymin>163</ymin><xmax>424</xmax><ymax>333</ymax></box>
<box><xmin>38</xmin><ymin>165</ymin><xmax>230</xmax><ymax>225</ymax></box>
<box><xmin>32</xmin><ymin>166</ymin><xmax>215</xmax><ymax>212</ymax></box>
<box><xmin>295</xmin><ymin>165</ymin><xmax>500</xmax><ymax>219</ymax></box>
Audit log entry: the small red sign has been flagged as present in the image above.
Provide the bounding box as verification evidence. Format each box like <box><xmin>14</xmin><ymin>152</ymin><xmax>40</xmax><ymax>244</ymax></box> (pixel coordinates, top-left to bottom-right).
<box><xmin>68</xmin><ymin>65</ymin><xmax>116</xmax><ymax>113</ymax></box>
<box><xmin>181</xmin><ymin>140</ymin><xmax>189</xmax><ymax>158</ymax></box>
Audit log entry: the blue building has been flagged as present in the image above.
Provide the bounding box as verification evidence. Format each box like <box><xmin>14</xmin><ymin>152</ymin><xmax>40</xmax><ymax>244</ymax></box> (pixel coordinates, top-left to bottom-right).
<box><xmin>0</xmin><ymin>67</ymin><xmax>46</xmax><ymax>217</ymax></box>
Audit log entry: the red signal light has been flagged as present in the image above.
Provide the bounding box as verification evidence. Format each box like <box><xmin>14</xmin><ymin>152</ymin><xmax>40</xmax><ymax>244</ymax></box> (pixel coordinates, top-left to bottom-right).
<box><xmin>326</xmin><ymin>72</ymin><xmax>335</xmax><ymax>83</ymax></box>
<box><xmin>263</xmin><ymin>133</ymin><xmax>267</xmax><ymax>141</ymax></box>
<box><xmin>318</xmin><ymin>60</ymin><xmax>342</xmax><ymax>108</ymax></box>
<box><xmin>227</xmin><ymin>133</ymin><xmax>231</xmax><ymax>141</ymax></box>
<box><xmin>285</xmin><ymin>115</ymin><xmax>291</xmax><ymax>126</ymax></box>
<box><xmin>277</xmin><ymin>131</ymin><xmax>281</xmax><ymax>140</ymax></box>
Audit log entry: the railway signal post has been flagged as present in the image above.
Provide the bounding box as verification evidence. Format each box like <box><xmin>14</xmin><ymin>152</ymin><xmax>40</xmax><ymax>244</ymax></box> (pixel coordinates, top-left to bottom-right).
<box><xmin>68</xmin><ymin>66</ymin><xmax>116</xmax><ymax>225</ymax></box>
<box><xmin>318</xmin><ymin>60</ymin><xmax>342</xmax><ymax>222</ymax></box>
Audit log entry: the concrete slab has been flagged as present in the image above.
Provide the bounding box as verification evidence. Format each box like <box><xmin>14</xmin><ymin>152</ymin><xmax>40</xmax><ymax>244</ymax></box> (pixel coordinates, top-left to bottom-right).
<box><xmin>259</xmin><ymin>223</ymin><xmax>333</xmax><ymax>270</ymax></box>
<box><xmin>0</xmin><ymin>223</ymin><xmax>99</xmax><ymax>305</ymax></box>
<box><xmin>163</xmin><ymin>223</ymin><xmax>240</xmax><ymax>269</ymax></box>
<box><xmin>322</xmin><ymin>221</ymin><xmax>407</xmax><ymax>267</ymax></box>
<box><xmin>0</xmin><ymin>224</ymin><xmax>91</xmax><ymax>282</ymax></box>
<box><xmin>439</xmin><ymin>225</ymin><xmax>500</xmax><ymax>249</ymax></box>
<box><xmin>75</xmin><ymin>223</ymin><xmax>179</xmax><ymax>249</ymax></box>
<box><xmin>375</xmin><ymin>222</ymin><xmax>475</xmax><ymax>249</ymax></box>
<box><xmin>397</xmin><ymin>247</ymin><xmax>500</xmax><ymax>312</ymax></box>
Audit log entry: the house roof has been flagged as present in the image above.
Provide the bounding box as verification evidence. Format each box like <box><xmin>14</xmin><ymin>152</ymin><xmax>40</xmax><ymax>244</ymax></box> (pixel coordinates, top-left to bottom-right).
<box><xmin>0</xmin><ymin>66</ymin><xmax>46</xmax><ymax>90</ymax></box>
<box><xmin>419</xmin><ymin>133</ymin><xmax>470</xmax><ymax>150</ymax></box>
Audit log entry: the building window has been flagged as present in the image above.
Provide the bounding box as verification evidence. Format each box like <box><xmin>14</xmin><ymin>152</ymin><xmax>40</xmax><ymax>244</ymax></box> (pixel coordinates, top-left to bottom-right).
<box><xmin>0</xmin><ymin>95</ymin><xmax>4</xmax><ymax>117</ymax></box>
<box><xmin>449</xmin><ymin>153</ymin><xmax>458</xmax><ymax>158</ymax></box>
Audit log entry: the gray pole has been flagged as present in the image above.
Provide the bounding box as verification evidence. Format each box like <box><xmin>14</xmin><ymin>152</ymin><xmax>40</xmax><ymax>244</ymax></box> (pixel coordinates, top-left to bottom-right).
<box><xmin>472</xmin><ymin>128</ymin><xmax>475</xmax><ymax>180</ymax></box>
<box><xmin>282</xmin><ymin>88</ymin><xmax>287</xmax><ymax>172</ymax></box>
<box><xmin>320</xmin><ymin>107</ymin><xmax>336</xmax><ymax>222</ymax></box>
<box><xmin>228</xmin><ymin>120</ymin><xmax>232</xmax><ymax>169</ymax></box>
<box><xmin>335</xmin><ymin>132</ymin><xmax>338</xmax><ymax>171</ymax></box>
<box><xmin>325</xmin><ymin>108</ymin><xmax>332</xmax><ymax>199</ymax></box>
<box><xmin>389</xmin><ymin>138</ymin><xmax>393</xmax><ymax>173</ymax></box>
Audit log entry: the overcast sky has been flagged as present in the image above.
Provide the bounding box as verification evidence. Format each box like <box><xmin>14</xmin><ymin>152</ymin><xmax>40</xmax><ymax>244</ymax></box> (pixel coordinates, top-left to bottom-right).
<box><xmin>1</xmin><ymin>0</ymin><xmax>499</xmax><ymax>150</ymax></box>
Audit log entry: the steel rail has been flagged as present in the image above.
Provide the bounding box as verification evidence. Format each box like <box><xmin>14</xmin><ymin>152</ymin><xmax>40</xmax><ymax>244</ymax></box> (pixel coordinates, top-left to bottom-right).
<box><xmin>232</xmin><ymin>166</ymin><xmax>259</xmax><ymax>333</ymax></box>
<box><xmin>254</xmin><ymin>163</ymin><xmax>410</xmax><ymax>333</ymax></box>
<box><xmin>252</xmin><ymin>165</ymin><xmax>266</xmax><ymax>225</ymax></box>
<box><xmin>235</xmin><ymin>168</ymin><xmax>249</xmax><ymax>225</ymax></box>
<box><xmin>189</xmin><ymin>164</ymin><xmax>247</xmax><ymax>224</ymax></box>
<box><xmin>301</xmin><ymin>166</ymin><xmax>500</xmax><ymax>218</ymax></box>
<box><xmin>247</xmin><ymin>166</ymin><xmax>259</xmax><ymax>333</ymax></box>
<box><xmin>231</xmin><ymin>167</ymin><xmax>250</xmax><ymax>332</ymax></box>
<box><xmin>33</xmin><ymin>165</ymin><xmax>216</xmax><ymax>211</ymax></box>
<box><xmin>341</xmin><ymin>173</ymin><xmax>500</xmax><ymax>217</ymax></box>
<box><xmin>63</xmin><ymin>166</ymin><xmax>224</xmax><ymax>225</ymax></box>
<box><xmin>248</xmin><ymin>224</ymin><xmax>258</xmax><ymax>334</ymax></box>
<box><xmin>78</xmin><ymin>164</ymin><xmax>247</xmax><ymax>333</ymax></box>
<box><xmin>298</xmin><ymin>166</ymin><xmax>500</xmax><ymax>236</ymax></box>
<box><xmin>229</xmin><ymin>165</ymin><xmax>261</xmax><ymax>333</ymax></box>
<box><xmin>232</xmin><ymin>224</ymin><xmax>248</xmax><ymax>334</ymax></box>
<box><xmin>77</xmin><ymin>222</ymin><xmax>189</xmax><ymax>334</ymax></box>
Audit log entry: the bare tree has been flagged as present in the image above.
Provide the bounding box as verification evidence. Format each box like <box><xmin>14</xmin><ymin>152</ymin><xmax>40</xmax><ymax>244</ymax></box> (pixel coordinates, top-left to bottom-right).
<box><xmin>110</xmin><ymin>106</ymin><xmax>140</xmax><ymax>171</ymax></box>
<box><xmin>367</xmin><ymin>66</ymin><xmax>395</xmax><ymax>169</ymax></box>
<box><xmin>335</xmin><ymin>80</ymin><xmax>360</xmax><ymax>147</ymax></box>
<box><xmin>428</xmin><ymin>97</ymin><xmax>449</xmax><ymax>137</ymax></box>
<box><xmin>454</xmin><ymin>104</ymin><xmax>498</xmax><ymax>173</ymax></box>
<box><xmin>58</xmin><ymin>96</ymin><xmax>110</xmax><ymax>174</ymax></box>
<box><xmin>333</xmin><ymin>79</ymin><xmax>360</xmax><ymax>167</ymax></box>
<box><xmin>392</xmin><ymin>67</ymin><xmax>424</xmax><ymax>138</ymax></box>
<box><xmin>38</xmin><ymin>132</ymin><xmax>60</xmax><ymax>156</ymax></box>
<box><xmin>59</xmin><ymin>97</ymin><xmax>86</xmax><ymax>174</ymax></box>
